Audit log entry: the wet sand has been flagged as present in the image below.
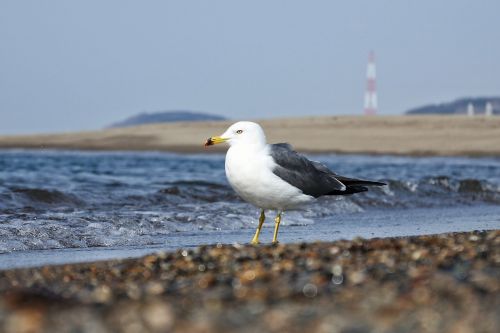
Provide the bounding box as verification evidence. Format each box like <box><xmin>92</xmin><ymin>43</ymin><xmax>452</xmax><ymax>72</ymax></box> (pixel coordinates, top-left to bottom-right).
<box><xmin>1</xmin><ymin>115</ymin><xmax>500</xmax><ymax>156</ymax></box>
<box><xmin>1</xmin><ymin>230</ymin><xmax>498</xmax><ymax>333</ymax></box>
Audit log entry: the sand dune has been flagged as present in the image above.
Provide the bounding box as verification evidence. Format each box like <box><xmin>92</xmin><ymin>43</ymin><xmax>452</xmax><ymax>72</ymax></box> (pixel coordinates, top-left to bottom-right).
<box><xmin>0</xmin><ymin>115</ymin><xmax>499</xmax><ymax>156</ymax></box>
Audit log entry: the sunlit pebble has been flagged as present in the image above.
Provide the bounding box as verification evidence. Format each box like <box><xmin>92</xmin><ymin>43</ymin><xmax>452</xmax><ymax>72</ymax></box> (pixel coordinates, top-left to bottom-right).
<box><xmin>302</xmin><ymin>283</ymin><xmax>318</xmax><ymax>298</ymax></box>
<box><xmin>412</xmin><ymin>250</ymin><xmax>424</xmax><ymax>260</ymax></box>
<box><xmin>282</xmin><ymin>260</ymin><xmax>294</xmax><ymax>271</ymax></box>
<box><xmin>469</xmin><ymin>235</ymin><xmax>479</xmax><ymax>242</ymax></box>
<box><xmin>145</xmin><ymin>282</ymin><xmax>164</xmax><ymax>295</ymax></box>
<box><xmin>216</xmin><ymin>243</ymin><xmax>223</xmax><ymax>248</ymax></box>
<box><xmin>331</xmin><ymin>264</ymin><xmax>342</xmax><ymax>276</ymax></box>
<box><xmin>332</xmin><ymin>274</ymin><xmax>344</xmax><ymax>285</ymax></box>
<box><xmin>198</xmin><ymin>264</ymin><xmax>206</xmax><ymax>272</ymax></box>
<box><xmin>141</xmin><ymin>301</ymin><xmax>173</xmax><ymax>331</ymax></box>
<box><xmin>126</xmin><ymin>284</ymin><xmax>141</xmax><ymax>300</ymax></box>
<box><xmin>306</xmin><ymin>258</ymin><xmax>321</xmax><ymax>270</ymax></box>
<box><xmin>329</xmin><ymin>246</ymin><xmax>340</xmax><ymax>255</ymax></box>
<box><xmin>349</xmin><ymin>271</ymin><xmax>366</xmax><ymax>285</ymax></box>
<box><xmin>198</xmin><ymin>278</ymin><xmax>209</xmax><ymax>289</ymax></box>
<box><xmin>181</xmin><ymin>250</ymin><xmax>188</xmax><ymax>257</ymax></box>
<box><xmin>242</xmin><ymin>270</ymin><xmax>256</xmax><ymax>281</ymax></box>
<box><xmin>197</xmin><ymin>275</ymin><xmax>215</xmax><ymax>289</ymax></box>
<box><xmin>92</xmin><ymin>285</ymin><xmax>112</xmax><ymax>303</ymax></box>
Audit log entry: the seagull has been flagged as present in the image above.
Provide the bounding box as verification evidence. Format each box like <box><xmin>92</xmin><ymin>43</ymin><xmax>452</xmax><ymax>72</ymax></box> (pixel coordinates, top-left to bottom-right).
<box><xmin>205</xmin><ymin>121</ymin><xmax>385</xmax><ymax>244</ymax></box>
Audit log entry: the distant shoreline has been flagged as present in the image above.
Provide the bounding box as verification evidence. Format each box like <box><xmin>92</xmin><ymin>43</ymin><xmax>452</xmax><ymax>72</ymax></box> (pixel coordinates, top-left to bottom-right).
<box><xmin>1</xmin><ymin>115</ymin><xmax>499</xmax><ymax>157</ymax></box>
<box><xmin>0</xmin><ymin>146</ymin><xmax>498</xmax><ymax>158</ymax></box>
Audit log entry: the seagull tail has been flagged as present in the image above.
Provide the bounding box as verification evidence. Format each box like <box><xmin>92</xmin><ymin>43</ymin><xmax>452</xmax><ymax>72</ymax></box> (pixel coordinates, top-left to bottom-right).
<box><xmin>327</xmin><ymin>185</ymin><xmax>368</xmax><ymax>195</ymax></box>
<box><xmin>326</xmin><ymin>176</ymin><xmax>386</xmax><ymax>196</ymax></box>
<box><xmin>335</xmin><ymin>176</ymin><xmax>386</xmax><ymax>187</ymax></box>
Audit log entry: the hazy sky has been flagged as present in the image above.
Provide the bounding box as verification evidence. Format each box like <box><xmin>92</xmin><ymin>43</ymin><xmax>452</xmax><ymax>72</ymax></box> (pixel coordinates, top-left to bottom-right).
<box><xmin>1</xmin><ymin>1</ymin><xmax>499</xmax><ymax>134</ymax></box>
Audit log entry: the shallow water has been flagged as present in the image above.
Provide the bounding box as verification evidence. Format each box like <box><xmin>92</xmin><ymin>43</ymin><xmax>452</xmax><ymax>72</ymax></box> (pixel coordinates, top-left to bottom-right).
<box><xmin>0</xmin><ymin>150</ymin><xmax>499</xmax><ymax>268</ymax></box>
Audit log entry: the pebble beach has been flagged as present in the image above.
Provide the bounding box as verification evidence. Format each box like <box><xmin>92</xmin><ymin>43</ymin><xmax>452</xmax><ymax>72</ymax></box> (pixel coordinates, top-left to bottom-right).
<box><xmin>1</xmin><ymin>230</ymin><xmax>498</xmax><ymax>333</ymax></box>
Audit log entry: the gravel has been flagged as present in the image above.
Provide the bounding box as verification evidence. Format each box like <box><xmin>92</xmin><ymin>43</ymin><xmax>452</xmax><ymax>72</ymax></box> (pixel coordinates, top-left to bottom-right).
<box><xmin>0</xmin><ymin>230</ymin><xmax>499</xmax><ymax>333</ymax></box>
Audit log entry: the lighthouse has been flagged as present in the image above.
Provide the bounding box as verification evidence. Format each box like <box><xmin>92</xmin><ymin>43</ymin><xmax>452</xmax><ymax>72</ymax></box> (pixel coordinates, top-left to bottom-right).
<box><xmin>364</xmin><ymin>51</ymin><xmax>378</xmax><ymax>115</ymax></box>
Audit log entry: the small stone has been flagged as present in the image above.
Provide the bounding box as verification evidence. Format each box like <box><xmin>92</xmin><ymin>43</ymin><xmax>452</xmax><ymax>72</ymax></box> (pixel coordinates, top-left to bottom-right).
<box><xmin>302</xmin><ymin>283</ymin><xmax>318</xmax><ymax>297</ymax></box>
<box><xmin>92</xmin><ymin>285</ymin><xmax>112</xmax><ymax>303</ymax></box>
<box><xmin>141</xmin><ymin>301</ymin><xmax>174</xmax><ymax>332</ymax></box>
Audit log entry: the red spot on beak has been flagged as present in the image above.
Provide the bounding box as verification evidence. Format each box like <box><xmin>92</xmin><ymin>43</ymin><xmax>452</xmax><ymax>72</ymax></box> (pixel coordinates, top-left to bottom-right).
<box><xmin>204</xmin><ymin>138</ymin><xmax>213</xmax><ymax>147</ymax></box>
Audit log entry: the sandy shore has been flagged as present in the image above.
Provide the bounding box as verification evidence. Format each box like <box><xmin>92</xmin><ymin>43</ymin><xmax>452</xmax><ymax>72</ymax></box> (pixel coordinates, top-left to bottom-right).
<box><xmin>1</xmin><ymin>115</ymin><xmax>499</xmax><ymax>156</ymax></box>
<box><xmin>0</xmin><ymin>230</ymin><xmax>498</xmax><ymax>333</ymax></box>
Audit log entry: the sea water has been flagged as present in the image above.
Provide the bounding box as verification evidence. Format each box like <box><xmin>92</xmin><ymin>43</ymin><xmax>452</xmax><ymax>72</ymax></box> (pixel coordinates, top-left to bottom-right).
<box><xmin>0</xmin><ymin>150</ymin><xmax>499</xmax><ymax>269</ymax></box>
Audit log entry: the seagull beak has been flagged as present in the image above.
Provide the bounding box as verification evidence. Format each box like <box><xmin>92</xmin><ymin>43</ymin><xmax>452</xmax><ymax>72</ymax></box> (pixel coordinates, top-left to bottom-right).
<box><xmin>204</xmin><ymin>136</ymin><xmax>228</xmax><ymax>147</ymax></box>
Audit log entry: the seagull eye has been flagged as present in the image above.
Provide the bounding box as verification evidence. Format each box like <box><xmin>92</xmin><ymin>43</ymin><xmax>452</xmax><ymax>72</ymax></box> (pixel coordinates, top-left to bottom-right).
<box><xmin>236</xmin><ymin>130</ymin><xmax>243</xmax><ymax>134</ymax></box>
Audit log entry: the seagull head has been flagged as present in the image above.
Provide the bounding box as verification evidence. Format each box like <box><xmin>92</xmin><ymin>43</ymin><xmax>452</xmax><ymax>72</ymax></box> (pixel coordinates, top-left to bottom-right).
<box><xmin>205</xmin><ymin>121</ymin><xmax>267</xmax><ymax>148</ymax></box>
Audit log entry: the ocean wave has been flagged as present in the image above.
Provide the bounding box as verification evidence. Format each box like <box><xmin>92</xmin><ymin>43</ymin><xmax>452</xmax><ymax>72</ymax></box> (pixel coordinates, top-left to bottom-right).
<box><xmin>1</xmin><ymin>176</ymin><xmax>498</xmax><ymax>214</ymax></box>
<box><xmin>11</xmin><ymin>187</ymin><xmax>83</xmax><ymax>204</ymax></box>
<box><xmin>167</xmin><ymin>180</ymin><xmax>229</xmax><ymax>189</ymax></box>
<box><xmin>351</xmin><ymin>177</ymin><xmax>500</xmax><ymax>208</ymax></box>
<box><xmin>1</xmin><ymin>151</ymin><xmax>499</xmax><ymax>253</ymax></box>
<box><xmin>0</xmin><ymin>187</ymin><xmax>85</xmax><ymax>212</ymax></box>
<box><xmin>1</xmin><ymin>176</ymin><xmax>498</xmax><ymax>253</ymax></box>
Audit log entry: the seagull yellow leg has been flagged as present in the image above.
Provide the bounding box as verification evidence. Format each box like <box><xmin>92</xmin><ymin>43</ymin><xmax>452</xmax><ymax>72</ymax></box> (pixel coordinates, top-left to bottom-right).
<box><xmin>250</xmin><ymin>210</ymin><xmax>265</xmax><ymax>245</ymax></box>
<box><xmin>272</xmin><ymin>212</ymin><xmax>282</xmax><ymax>244</ymax></box>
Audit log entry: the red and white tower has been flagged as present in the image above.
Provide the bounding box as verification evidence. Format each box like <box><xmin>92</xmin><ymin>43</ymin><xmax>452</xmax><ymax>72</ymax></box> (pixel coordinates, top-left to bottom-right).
<box><xmin>364</xmin><ymin>51</ymin><xmax>378</xmax><ymax>115</ymax></box>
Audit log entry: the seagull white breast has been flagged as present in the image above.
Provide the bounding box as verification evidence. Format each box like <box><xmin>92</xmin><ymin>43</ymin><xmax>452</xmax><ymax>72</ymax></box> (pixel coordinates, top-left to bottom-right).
<box><xmin>225</xmin><ymin>144</ymin><xmax>315</xmax><ymax>210</ymax></box>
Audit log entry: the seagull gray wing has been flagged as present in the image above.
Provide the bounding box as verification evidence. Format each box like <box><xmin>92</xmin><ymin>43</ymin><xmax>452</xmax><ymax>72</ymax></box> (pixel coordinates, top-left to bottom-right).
<box><xmin>269</xmin><ymin>143</ymin><xmax>346</xmax><ymax>197</ymax></box>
